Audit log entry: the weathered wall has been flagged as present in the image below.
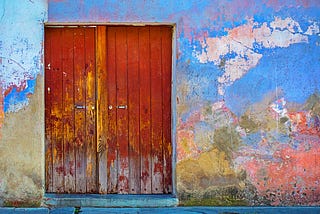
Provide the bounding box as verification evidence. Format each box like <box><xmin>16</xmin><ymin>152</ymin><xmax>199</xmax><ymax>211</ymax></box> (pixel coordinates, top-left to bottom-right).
<box><xmin>0</xmin><ymin>0</ymin><xmax>319</xmax><ymax>207</ymax></box>
<box><xmin>0</xmin><ymin>0</ymin><xmax>47</xmax><ymax>206</ymax></box>
<box><xmin>48</xmin><ymin>0</ymin><xmax>320</xmax><ymax>206</ymax></box>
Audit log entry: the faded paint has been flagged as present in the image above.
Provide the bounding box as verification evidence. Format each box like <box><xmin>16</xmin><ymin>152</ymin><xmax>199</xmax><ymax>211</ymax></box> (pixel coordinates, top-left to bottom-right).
<box><xmin>0</xmin><ymin>76</ymin><xmax>44</xmax><ymax>206</ymax></box>
<box><xmin>0</xmin><ymin>0</ymin><xmax>47</xmax><ymax>206</ymax></box>
<box><xmin>0</xmin><ymin>0</ymin><xmax>319</xmax><ymax>207</ymax></box>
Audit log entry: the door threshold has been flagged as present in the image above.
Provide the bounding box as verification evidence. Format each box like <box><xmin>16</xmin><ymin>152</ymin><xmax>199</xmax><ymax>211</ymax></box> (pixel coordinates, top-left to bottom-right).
<box><xmin>43</xmin><ymin>194</ymin><xmax>179</xmax><ymax>208</ymax></box>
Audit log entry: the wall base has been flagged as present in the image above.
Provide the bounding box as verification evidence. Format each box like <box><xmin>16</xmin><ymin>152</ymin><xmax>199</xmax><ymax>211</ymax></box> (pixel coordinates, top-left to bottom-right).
<box><xmin>43</xmin><ymin>194</ymin><xmax>179</xmax><ymax>208</ymax></box>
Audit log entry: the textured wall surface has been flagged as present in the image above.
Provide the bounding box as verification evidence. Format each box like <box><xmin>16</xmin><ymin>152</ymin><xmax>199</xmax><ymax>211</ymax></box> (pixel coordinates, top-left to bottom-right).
<box><xmin>48</xmin><ymin>0</ymin><xmax>320</xmax><ymax>206</ymax></box>
<box><xmin>0</xmin><ymin>0</ymin><xmax>319</xmax><ymax>206</ymax></box>
<box><xmin>0</xmin><ymin>0</ymin><xmax>47</xmax><ymax>206</ymax></box>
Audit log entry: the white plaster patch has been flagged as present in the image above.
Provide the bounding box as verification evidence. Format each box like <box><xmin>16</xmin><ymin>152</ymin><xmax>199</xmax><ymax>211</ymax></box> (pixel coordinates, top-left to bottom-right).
<box><xmin>305</xmin><ymin>21</ymin><xmax>320</xmax><ymax>35</ymax></box>
<box><xmin>195</xmin><ymin>17</ymin><xmax>318</xmax><ymax>95</ymax></box>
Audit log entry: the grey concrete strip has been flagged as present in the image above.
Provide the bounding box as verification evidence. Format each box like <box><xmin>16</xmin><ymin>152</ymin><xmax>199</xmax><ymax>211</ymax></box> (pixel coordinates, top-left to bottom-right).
<box><xmin>1</xmin><ymin>207</ymin><xmax>320</xmax><ymax>213</ymax></box>
<box><xmin>80</xmin><ymin>208</ymin><xmax>141</xmax><ymax>214</ymax></box>
<box><xmin>78</xmin><ymin>207</ymin><xmax>320</xmax><ymax>214</ymax></box>
<box><xmin>44</xmin><ymin>194</ymin><xmax>179</xmax><ymax>208</ymax></box>
<box><xmin>0</xmin><ymin>208</ymin><xmax>49</xmax><ymax>214</ymax></box>
<box><xmin>49</xmin><ymin>207</ymin><xmax>75</xmax><ymax>214</ymax></box>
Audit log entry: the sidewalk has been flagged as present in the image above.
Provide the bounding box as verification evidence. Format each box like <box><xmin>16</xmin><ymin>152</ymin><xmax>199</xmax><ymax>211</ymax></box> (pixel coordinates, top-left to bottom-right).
<box><xmin>1</xmin><ymin>207</ymin><xmax>320</xmax><ymax>214</ymax></box>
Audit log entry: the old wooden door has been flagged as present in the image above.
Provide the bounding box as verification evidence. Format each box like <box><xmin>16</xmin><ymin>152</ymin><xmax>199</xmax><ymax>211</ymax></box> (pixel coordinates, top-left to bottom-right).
<box><xmin>45</xmin><ymin>27</ymin><xmax>97</xmax><ymax>193</ymax></box>
<box><xmin>97</xmin><ymin>26</ymin><xmax>173</xmax><ymax>194</ymax></box>
<box><xmin>45</xmin><ymin>26</ymin><xmax>172</xmax><ymax>194</ymax></box>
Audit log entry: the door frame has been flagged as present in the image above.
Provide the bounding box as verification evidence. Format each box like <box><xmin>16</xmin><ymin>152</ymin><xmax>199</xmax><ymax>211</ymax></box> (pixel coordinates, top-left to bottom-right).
<box><xmin>44</xmin><ymin>23</ymin><xmax>177</xmax><ymax>196</ymax></box>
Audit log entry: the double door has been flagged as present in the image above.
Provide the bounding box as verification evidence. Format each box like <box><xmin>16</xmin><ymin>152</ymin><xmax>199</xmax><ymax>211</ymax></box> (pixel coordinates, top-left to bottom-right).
<box><xmin>45</xmin><ymin>26</ymin><xmax>172</xmax><ymax>194</ymax></box>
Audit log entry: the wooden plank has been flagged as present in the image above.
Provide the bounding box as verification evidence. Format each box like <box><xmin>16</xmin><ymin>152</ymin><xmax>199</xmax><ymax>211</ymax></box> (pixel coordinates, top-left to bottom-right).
<box><xmin>116</xmin><ymin>27</ymin><xmax>129</xmax><ymax>194</ymax></box>
<box><xmin>127</xmin><ymin>27</ymin><xmax>141</xmax><ymax>194</ymax></box>
<box><xmin>96</xmin><ymin>26</ymin><xmax>108</xmax><ymax>193</ymax></box>
<box><xmin>74</xmin><ymin>28</ymin><xmax>86</xmax><ymax>193</ymax></box>
<box><xmin>84</xmin><ymin>27</ymin><xmax>97</xmax><ymax>193</ymax></box>
<box><xmin>107</xmin><ymin>27</ymin><xmax>119</xmax><ymax>193</ymax></box>
<box><xmin>45</xmin><ymin>28</ymin><xmax>53</xmax><ymax>192</ymax></box>
<box><xmin>50</xmin><ymin>28</ymin><xmax>65</xmax><ymax>193</ymax></box>
<box><xmin>161</xmin><ymin>26</ymin><xmax>173</xmax><ymax>194</ymax></box>
<box><xmin>62</xmin><ymin>28</ymin><xmax>76</xmax><ymax>193</ymax></box>
<box><xmin>150</xmin><ymin>26</ymin><xmax>164</xmax><ymax>194</ymax></box>
<box><xmin>139</xmin><ymin>27</ymin><xmax>152</xmax><ymax>194</ymax></box>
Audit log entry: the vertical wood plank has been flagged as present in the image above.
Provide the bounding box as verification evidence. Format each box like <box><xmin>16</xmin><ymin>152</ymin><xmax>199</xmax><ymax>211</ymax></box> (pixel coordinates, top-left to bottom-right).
<box><xmin>150</xmin><ymin>26</ymin><xmax>164</xmax><ymax>194</ymax></box>
<box><xmin>85</xmin><ymin>28</ymin><xmax>97</xmax><ymax>193</ymax></box>
<box><xmin>127</xmin><ymin>27</ymin><xmax>141</xmax><ymax>194</ymax></box>
<box><xmin>45</xmin><ymin>28</ymin><xmax>53</xmax><ymax>192</ymax></box>
<box><xmin>116</xmin><ymin>27</ymin><xmax>129</xmax><ymax>194</ymax></box>
<box><xmin>62</xmin><ymin>28</ymin><xmax>76</xmax><ymax>193</ymax></box>
<box><xmin>107</xmin><ymin>27</ymin><xmax>119</xmax><ymax>193</ymax></box>
<box><xmin>96</xmin><ymin>26</ymin><xmax>108</xmax><ymax>193</ymax></box>
<box><xmin>50</xmin><ymin>28</ymin><xmax>65</xmax><ymax>193</ymax></box>
<box><xmin>161</xmin><ymin>26</ymin><xmax>173</xmax><ymax>193</ymax></box>
<box><xmin>139</xmin><ymin>27</ymin><xmax>152</xmax><ymax>194</ymax></box>
<box><xmin>74</xmin><ymin>28</ymin><xmax>86</xmax><ymax>193</ymax></box>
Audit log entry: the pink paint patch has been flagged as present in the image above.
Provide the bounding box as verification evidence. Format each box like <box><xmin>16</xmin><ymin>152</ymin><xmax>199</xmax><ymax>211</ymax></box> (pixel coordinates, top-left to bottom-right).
<box><xmin>178</xmin><ymin>111</ymin><xmax>201</xmax><ymax>130</ymax></box>
<box><xmin>263</xmin><ymin>0</ymin><xmax>320</xmax><ymax>11</ymax></box>
<box><xmin>243</xmin><ymin>141</ymin><xmax>320</xmax><ymax>205</ymax></box>
<box><xmin>177</xmin><ymin>129</ymin><xmax>200</xmax><ymax>162</ymax></box>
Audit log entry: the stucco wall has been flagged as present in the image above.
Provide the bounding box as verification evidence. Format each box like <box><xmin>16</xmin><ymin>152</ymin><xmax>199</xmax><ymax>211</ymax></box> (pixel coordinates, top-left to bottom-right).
<box><xmin>0</xmin><ymin>0</ymin><xmax>47</xmax><ymax>206</ymax></box>
<box><xmin>48</xmin><ymin>0</ymin><xmax>320</xmax><ymax>206</ymax></box>
<box><xmin>0</xmin><ymin>0</ymin><xmax>319</xmax><ymax>206</ymax></box>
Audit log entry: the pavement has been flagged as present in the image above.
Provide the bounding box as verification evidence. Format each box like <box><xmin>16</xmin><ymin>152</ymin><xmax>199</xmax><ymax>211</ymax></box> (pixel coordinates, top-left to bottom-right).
<box><xmin>1</xmin><ymin>207</ymin><xmax>320</xmax><ymax>213</ymax></box>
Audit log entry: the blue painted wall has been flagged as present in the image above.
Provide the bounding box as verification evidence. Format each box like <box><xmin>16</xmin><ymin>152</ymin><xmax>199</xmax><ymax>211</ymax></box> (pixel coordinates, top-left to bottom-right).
<box><xmin>48</xmin><ymin>0</ymin><xmax>320</xmax><ymax>205</ymax></box>
<box><xmin>0</xmin><ymin>0</ymin><xmax>319</xmax><ymax>206</ymax></box>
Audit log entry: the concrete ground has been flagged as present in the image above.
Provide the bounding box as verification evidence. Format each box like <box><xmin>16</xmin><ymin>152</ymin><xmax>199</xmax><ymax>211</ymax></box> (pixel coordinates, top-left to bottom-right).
<box><xmin>1</xmin><ymin>207</ymin><xmax>320</xmax><ymax>213</ymax></box>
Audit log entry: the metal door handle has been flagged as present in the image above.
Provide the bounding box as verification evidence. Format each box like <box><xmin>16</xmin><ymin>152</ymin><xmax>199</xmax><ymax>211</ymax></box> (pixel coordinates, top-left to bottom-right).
<box><xmin>75</xmin><ymin>105</ymin><xmax>95</xmax><ymax>110</ymax></box>
<box><xmin>117</xmin><ymin>105</ymin><xmax>127</xmax><ymax>109</ymax></box>
<box><xmin>75</xmin><ymin>105</ymin><xmax>86</xmax><ymax>109</ymax></box>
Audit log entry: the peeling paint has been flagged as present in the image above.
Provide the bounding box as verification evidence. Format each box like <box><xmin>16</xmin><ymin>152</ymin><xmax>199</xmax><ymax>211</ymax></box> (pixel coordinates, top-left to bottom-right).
<box><xmin>195</xmin><ymin>17</ymin><xmax>316</xmax><ymax>95</ymax></box>
<box><xmin>0</xmin><ymin>0</ymin><xmax>319</xmax><ymax>207</ymax></box>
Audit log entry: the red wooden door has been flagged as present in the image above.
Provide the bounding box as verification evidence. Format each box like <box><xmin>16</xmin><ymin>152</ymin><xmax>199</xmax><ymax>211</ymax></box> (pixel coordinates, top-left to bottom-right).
<box><xmin>45</xmin><ymin>27</ymin><xmax>97</xmax><ymax>193</ymax></box>
<box><xmin>97</xmin><ymin>26</ymin><xmax>173</xmax><ymax>194</ymax></box>
<box><xmin>45</xmin><ymin>26</ymin><xmax>172</xmax><ymax>195</ymax></box>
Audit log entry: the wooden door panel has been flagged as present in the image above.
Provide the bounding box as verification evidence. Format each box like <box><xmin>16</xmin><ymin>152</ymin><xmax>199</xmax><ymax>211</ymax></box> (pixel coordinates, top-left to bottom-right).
<box><xmin>50</xmin><ymin>28</ymin><xmax>64</xmax><ymax>193</ymax></box>
<box><xmin>96</xmin><ymin>26</ymin><xmax>108</xmax><ymax>194</ymax></box>
<box><xmin>84</xmin><ymin>28</ymin><xmax>97</xmax><ymax>193</ymax></box>
<box><xmin>46</xmin><ymin>26</ymin><xmax>172</xmax><ymax>195</ymax></box>
<box><xmin>115</xmin><ymin>27</ymin><xmax>130</xmax><ymax>194</ymax></box>
<box><xmin>74</xmin><ymin>28</ymin><xmax>87</xmax><ymax>193</ymax></box>
<box><xmin>162</xmin><ymin>27</ymin><xmax>173</xmax><ymax>193</ymax></box>
<box><xmin>127</xmin><ymin>27</ymin><xmax>141</xmax><ymax>194</ymax></box>
<box><xmin>106</xmin><ymin>27</ymin><xmax>118</xmax><ymax>193</ymax></box>
<box><xmin>45</xmin><ymin>27</ymin><xmax>97</xmax><ymax>194</ymax></box>
<box><xmin>138</xmin><ymin>27</ymin><xmax>152</xmax><ymax>194</ymax></box>
<box><xmin>99</xmin><ymin>26</ymin><xmax>173</xmax><ymax>194</ymax></box>
<box><xmin>150</xmin><ymin>26</ymin><xmax>164</xmax><ymax>194</ymax></box>
<box><xmin>62</xmin><ymin>28</ymin><xmax>76</xmax><ymax>193</ymax></box>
